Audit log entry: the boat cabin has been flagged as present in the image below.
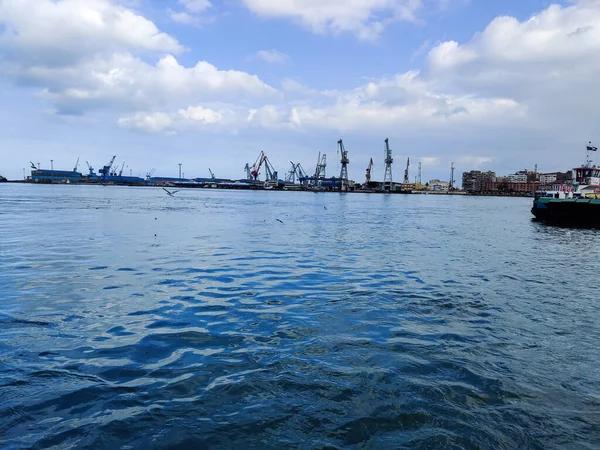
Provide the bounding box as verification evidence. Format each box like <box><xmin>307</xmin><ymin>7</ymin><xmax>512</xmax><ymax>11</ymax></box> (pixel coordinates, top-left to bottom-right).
<box><xmin>573</xmin><ymin>166</ymin><xmax>600</xmax><ymax>187</ymax></box>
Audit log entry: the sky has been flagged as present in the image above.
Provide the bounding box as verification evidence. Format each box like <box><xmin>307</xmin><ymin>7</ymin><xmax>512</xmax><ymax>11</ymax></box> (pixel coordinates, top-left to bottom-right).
<box><xmin>1</xmin><ymin>0</ymin><xmax>600</xmax><ymax>182</ymax></box>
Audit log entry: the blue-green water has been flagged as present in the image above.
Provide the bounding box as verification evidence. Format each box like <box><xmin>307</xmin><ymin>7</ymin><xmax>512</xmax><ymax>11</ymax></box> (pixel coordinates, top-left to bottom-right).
<box><xmin>1</xmin><ymin>184</ymin><xmax>599</xmax><ymax>449</ymax></box>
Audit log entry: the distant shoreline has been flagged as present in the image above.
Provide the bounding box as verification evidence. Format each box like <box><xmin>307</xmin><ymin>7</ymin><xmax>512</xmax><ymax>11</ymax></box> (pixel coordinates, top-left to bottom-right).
<box><xmin>1</xmin><ymin>180</ymin><xmax>539</xmax><ymax>197</ymax></box>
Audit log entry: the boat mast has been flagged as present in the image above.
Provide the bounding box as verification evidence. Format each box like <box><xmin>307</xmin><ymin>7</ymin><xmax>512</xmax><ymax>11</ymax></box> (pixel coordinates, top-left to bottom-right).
<box><xmin>585</xmin><ymin>141</ymin><xmax>597</xmax><ymax>168</ymax></box>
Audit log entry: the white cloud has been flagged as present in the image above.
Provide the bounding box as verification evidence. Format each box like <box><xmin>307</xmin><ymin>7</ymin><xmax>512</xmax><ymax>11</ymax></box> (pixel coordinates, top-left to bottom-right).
<box><xmin>0</xmin><ymin>0</ymin><xmax>184</xmax><ymax>66</ymax></box>
<box><xmin>118</xmin><ymin>112</ymin><xmax>173</xmax><ymax>133</ymax></box>
<box><xmin>118</xmin><ymin>104</ymin><xmax>240</xmax><ymax>134</ymax></box>
<box><xmin>179</xmin><ymin>0</ymin><xmax>212</xmax><ymax>13</ymax></box>
<box><xmin>457</xmin><ymin>156</ymin><xmax>493</xmax><ymax>169</ymax></box>
<box><xmin>170</xmin><ymin>11</ymin><xmax>198</xmax><ymax>25</ymax></box>
<box><xmin>255</xmin><ymin>49</ymin><xmax>289</xmax><ymax>64</ymax></box>
<box><xmin>241</xmin><ymin>0</ymin><xmax>423</xmax><ymax>40</ymax></box>
<box><xmin>245</xmin><ymin>70</ymin><xmax>523</xmax><ymax>132</ymax></box>
<box><xmin>425</xmin><ymin>0</ymin><xmax>600</xmax><ymax>135</ymax></box>
<box><xmin>420</xmin><ymin>156</ymin><xmax>440</xmax><ymax>165</ymax></box>
<box><xmin>6</xmin><ymin>50</ymin><xmax>277</xmax><ymax>115</ymax></box>
<box><xmin>179</xmin><ymin>105</ymin><xmax>223</xmax><ymax>124</ymax></box>
<box><xmin>247</xmin><ymin>105</ymin><xmax>293</xmax><ymax>129</ymax></box>
<box><xmin>170</xmin><ymin>0</ymin><xmax>213</xmax><ymax>26</ymax></box>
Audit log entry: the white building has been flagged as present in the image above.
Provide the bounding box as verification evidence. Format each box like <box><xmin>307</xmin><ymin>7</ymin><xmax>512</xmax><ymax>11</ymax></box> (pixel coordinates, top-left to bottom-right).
<box><xmin>540</xmin><ymin>172</ymin><xmax>558</xmax><ymax>185</ymax></box>
<box><xmin>428</xmin><ymin>179</ymin><xmax>450</xmax><ymax>192</ymax></box>
<box><xmin>508</xmin><ymin>173</ymin><xmax>528</xmax><ymax>183</ymax></box>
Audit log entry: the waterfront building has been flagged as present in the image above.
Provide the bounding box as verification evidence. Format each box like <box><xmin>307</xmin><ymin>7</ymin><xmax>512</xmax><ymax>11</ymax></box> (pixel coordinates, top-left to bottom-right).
<box><xmin>508</xmin><ymin>172</ymin><xmax>528</xmax><ymax>183</ymax></box>
<box><xmin>30</xmin><ymin>169</ymin><xmax>82</xmax><ymax>183</ymax></box>
<box><xmin>428</xmin><ymin>179</ymin><xmax>450</xmax><ymax>192</ymax></box>
<box><xmin>462</xmin><ymin>170</ymin><xmax>496</xmax><ymax>193</ymax></box>
<box><xmin>539</xmin><ymin>171</ymin><xmax>572</xmax><ymax>187</ymax></box>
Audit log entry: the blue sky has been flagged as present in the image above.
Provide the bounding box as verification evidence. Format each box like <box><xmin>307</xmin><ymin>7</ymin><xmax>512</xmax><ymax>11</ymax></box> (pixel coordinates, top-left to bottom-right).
<box><xmin>1</xmin><ymin>0</ymin><xmax>598</xmax><ymax>182</ymax></box>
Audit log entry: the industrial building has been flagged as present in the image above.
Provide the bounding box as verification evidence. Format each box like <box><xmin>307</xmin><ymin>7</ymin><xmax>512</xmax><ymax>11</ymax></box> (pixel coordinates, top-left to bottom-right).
<box><xmin>462</xmin><ymin>171</ymin><xmax>497</xmax><ymax>193</ymax></box>
<box><xmin>30</xmin><ymin>169</ymin><xmax>82</xmax><ymax>183</ymax></box>
<box><xmin>428</xmin><ymin>179</ymin><xmax>450</xmax><ymax>192</ymax></box>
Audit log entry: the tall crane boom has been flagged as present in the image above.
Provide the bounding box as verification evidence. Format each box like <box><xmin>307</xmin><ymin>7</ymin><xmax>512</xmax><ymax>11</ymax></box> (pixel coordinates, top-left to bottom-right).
<box><xmin>249</xmin><ymin>151</ymin><xmax>278</xmax><ymax>183</ymax></box>
<box><xmin>384</xmin><ymin>138</ymin><xmax>393</xmax><ymax>185</ymax></box>
<box><xmin>338</xmin><ymin>139</ymin><xmax>349</xmax><ymax>180</ymax></box>
<box><xmin>250</xmin><ymin>151</ymin><xmax>265</xmax><ymax>180</ymax></box>
<box><xmin>365</xmin><ymin>158</ymin><xmax>374</xmax><ymax>184</ymax></box>
<box><xmin>403</xmin><ymin>157</ymin><xmax>410</xmax><ymax>184</ymax></box>
<box><xmin>314</xmin><ymin>152</ymin><xmax>327</xmax><ymax>181</ymax></box>
<box><xmin>99</xmin><ymin>155</ymin><xmax>116</xmax><ymax>179</ymax></box>
<box><xmin>73</xmin><ymin>157</ymin><xmax>79</xmax><ymax>173</ymax></box>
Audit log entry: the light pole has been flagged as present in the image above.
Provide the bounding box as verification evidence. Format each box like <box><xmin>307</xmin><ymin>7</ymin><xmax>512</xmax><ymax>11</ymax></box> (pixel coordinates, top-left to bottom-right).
<box><xmin>50</xmin><ymin>159</ymin><xmax>54</xmax><ymax>171</ymax></box>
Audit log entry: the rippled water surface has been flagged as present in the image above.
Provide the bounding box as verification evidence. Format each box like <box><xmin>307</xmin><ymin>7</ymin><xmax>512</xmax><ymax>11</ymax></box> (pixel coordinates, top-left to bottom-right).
<box><xmin>1</xmin><ymin>184</ymin><xmax>600</xmax><ymax>449</ymax></box>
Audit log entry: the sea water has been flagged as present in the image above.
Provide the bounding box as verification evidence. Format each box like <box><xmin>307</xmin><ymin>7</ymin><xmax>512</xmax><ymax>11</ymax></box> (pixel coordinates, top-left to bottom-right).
<box><xmin>1</xmin><ymin>184</ymin><xmax>599</xmax><ymax>448</ymax></box>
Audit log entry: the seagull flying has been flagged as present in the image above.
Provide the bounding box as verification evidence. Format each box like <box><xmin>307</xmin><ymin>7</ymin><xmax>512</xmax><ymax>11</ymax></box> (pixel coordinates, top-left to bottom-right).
<box><xmin>163</xmin><ymin>188</ymin><xmax>180</xmax><ymax>197</ymax></box>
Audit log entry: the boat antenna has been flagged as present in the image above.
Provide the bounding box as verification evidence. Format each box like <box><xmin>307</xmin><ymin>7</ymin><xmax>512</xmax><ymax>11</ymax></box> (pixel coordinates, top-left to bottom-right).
<box><xmin>586</xmin><ymin>141</ymin><xmax>597</xmax><ymax>167</ymax></box>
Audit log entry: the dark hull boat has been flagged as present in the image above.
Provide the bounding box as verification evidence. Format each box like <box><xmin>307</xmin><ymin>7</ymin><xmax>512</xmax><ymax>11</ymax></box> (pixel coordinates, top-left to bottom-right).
<box><xmin>532</xmin><ymin>197</ymin><xmax>600</xmax><ymax>226</ymax></box>
<box><xmin>532</xmin><ymin>142</ymin><xmax>600</xmax><ymax>227</ymax></box>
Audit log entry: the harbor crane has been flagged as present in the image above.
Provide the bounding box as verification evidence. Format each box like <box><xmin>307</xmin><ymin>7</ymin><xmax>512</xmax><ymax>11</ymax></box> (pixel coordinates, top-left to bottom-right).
<box><xmin>450</xmin><ymin>162</ymin><xmax>455</xmax><ymax>190</ymax></box>
<box><xmin>365</xmin><ymin>158</ymin><xmax>374</xmax><ymax>184</ymax></box>
<box><xmin>244</xmin><ymin>163</ymin><xmax>252</xmax><ymax>180</ymax></box>
<box><xmin>314</xmin><ymin>152</ymin><xmax>327</xmax><ymax>180</ymax></box>
<box><xmin>209</xmin><ymin>168</ymin><xmax>216</xmax><ymax>180</ymax></box>
<box><xmin>338</xmin><ymin>139</ymin><xmax>349</xmax><ymax>180</ymax></box>
<box><xmin>85</xmin><ymin>161</ymin><xmax>96</xmax><ymax>176</ymax></box>
<box><xmin>118</xmin><ymin>161</ymin><xmax>126</xmax><ymax>177</ymax></box>
<box><xmin>296</xmin><ymin>163</ymin><xmax>309</xmax><ymax>185</ymax></box>
<box><xmin>73</xmin><ymin>157</ymin><xmax>79</xmax><ymax>173</ymax></box>
<box><xmin>403</xmin><ymin>157</ymin><xmax>410</xmax><ymax>184</ymax></box>
<box><xmin>146</xmin><ymin>168</ymin><xmax>156</xmax><ymax>179</ymax></box>
<box><xmin>286</xmin><ymin>162</ymin><xmax>309</xmax><ymax>184</ymax></box>
<box><xmin>286</xmin><ymin>162</ymin><xmax>297</xmax><ymax>183</ymax></box>
<box><xmin>384</xmin><ymin>138</ymin><xmax>393</xmax><ymax>189</ymax></box>
<box><xmin>99</xmin><ymin>155</ymin><xmax>116</xmax><ymax>180</ymax></box>
<box><xmin>249</xmin><ymin>151</ymin><xmax>278</xmax><ymax>182</ymax></box>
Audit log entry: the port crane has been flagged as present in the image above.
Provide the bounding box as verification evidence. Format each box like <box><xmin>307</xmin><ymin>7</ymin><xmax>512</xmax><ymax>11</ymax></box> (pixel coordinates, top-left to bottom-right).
<box><xmin>403</xmin><ymin>157</ymin><xmax>410</xmax><ymax>184</ymax></box>
<box><xmin>365</xmin><ymin>158</ymin><xmax>374</xmax><ymax>184</ymax></box>
<box><xmin>73</xmin><ymin>157</ymin><xmax>79</xmax><ymax>173</ymax></box>
<box><xmin>249</xmin><ymin>151</ymin><xmax>278</xmax><ymax>182</ymax></box>
<box><xmin>85</xmin><ymin>161</ymin><xmax>95</xmax><ymax>176</ymax></box>
<box><xmin>314</xmin><ymin>152</ymin><xmax>327</xmax><ymax>180</ymax></box>
<box><xmin>209</xmin><ymin>168</ymin><xmax>216</xmax><ymax>180</ymax></box>
<box><xmin>384</xmin><ymin>138</ymin><xmax>394</xmax><ymax>190</ymax></box>
<box><xmin>99</xmin><ymin>156</ymin><xmax>116</xmax><ymax>180</ymax></box>
<box><xmin>338</xmin><ymin>139</ymin><xmax>349</xmax><ymax>180</ymax></box>
<box><xmin>244</xmin><ymin>163</ymin><xmax>252</xmax><ymax>180</ymax></box>
<box><xmin>118</xmin><ymin>161</ymin><xmax>126</xmax><ymax>177</ymax></box>
<box><xmin>286</xmin><ymin>162</ymin><xmax>309</xmax><ymax>184</ymax></box>
<box><xmin>286</xmin><ymin>162</ymin><xmax>297</xmax><ymax>183</ymax></box>
<box><xmin>146</xmin><ymin>168</ymin><xmax>156</xmax><ymax>180</ymax></box>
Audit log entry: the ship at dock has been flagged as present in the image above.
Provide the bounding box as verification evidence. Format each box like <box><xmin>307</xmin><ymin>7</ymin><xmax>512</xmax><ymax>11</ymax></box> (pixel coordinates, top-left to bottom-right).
<box><xmin>28</xmin><ymin>157</ymin><xmax>146</xmax><ymax>186</ymax></box>
<box><xmin>532</xmin><ymin>142</ymin><xmax>600</xmax><ymax>226</ymax></box>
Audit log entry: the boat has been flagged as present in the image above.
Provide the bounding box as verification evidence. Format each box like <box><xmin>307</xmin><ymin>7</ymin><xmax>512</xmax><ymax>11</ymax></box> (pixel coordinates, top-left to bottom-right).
<box><xmin>532</xmin><ymin>142</ymin><xmax>600</xmax><ymax>226</ymax></box>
